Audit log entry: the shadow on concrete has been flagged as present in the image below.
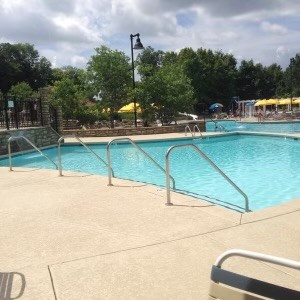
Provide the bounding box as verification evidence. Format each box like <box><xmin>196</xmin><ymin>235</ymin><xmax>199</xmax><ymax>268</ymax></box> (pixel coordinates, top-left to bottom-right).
<box><xmin>0</xmin><ymin>272</ymin><xmax>26</xmax><ymax>299</ymax></box>
<box><xmin>170</xmin><ymin>204</ymin><xmax>215</xmax><ymax>208</ymax></box>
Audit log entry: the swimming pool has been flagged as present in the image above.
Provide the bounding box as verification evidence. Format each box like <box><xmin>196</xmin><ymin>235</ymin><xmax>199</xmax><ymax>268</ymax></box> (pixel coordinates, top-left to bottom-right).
<box><xmin>206</xmin><ymin>120</ymin><xmax>300</xmax><ymax>133</ymax></box>
<box><xmin>1</xmin><ymin>134</ymin><xmax>299</xmax><ymax>212</ymax></box>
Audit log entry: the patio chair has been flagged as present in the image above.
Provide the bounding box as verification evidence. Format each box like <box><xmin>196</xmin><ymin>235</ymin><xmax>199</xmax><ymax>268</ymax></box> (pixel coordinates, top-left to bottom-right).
<box><xmin>285</xmin><ymin>111</ymin><xmax>292</xmax><ymax>120</ymax></box>
<box><xmin>208</xmin><ymin>249</ymin><xmax>300</xmax><ymax>300</ymax></box>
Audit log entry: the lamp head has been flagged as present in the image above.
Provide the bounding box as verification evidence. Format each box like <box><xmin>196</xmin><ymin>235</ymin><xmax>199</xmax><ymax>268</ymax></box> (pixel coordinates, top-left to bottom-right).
<box><xmin>133</xmin><ymin>36</ymin><xmax>144</xmax><ymax>50</ymax></box>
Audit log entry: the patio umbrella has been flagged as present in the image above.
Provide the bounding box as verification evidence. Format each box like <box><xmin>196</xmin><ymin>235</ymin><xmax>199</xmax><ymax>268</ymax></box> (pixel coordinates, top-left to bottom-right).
<box><xmin>278</xmin><ymin>99</ymin><xmax>292</xmax><ymax>105</ymax></box>
<box><xmin>292</xmin><ymin>98</ymin><xmax>300</xmax><ymax>104</ymax></box>
<box><xmin>209</xmin><ymin>103</ymin><xmax>224</xmax><ymax>110</ymax></box>
<box><xmin>118</xmin><ymin>102</ymin><xmax>141</xmax><ymax>113</ymax></box>
<box><xmin>266</xmin><ymin>99</ymin><xmax>279</xmax><ymax>105</ymax></box>
<box><xmin>254</xmin><ymin>99</ymin><xmax>268</xmax><ymax>106</ymax></box>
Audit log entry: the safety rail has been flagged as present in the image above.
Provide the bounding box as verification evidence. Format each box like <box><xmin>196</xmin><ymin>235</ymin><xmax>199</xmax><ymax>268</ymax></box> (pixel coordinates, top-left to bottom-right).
<box><xmin>165</xmin><ymin>144</ymin><xmax>249</xmax><ymax>212</ymax></box>
<box><xmin>107</xmin><ymin>137</ymin><xmax>176</xmax><ymax>189</ymax></box>
<box><xmin>8</xmin><ymin>136</ymin><xmax>58</xmax><ymax>171</ymax></box>
<box><xmin>209</xmin><ymin>118</ymin><xmax>227</xmax><ymax>132</ymax></box>
<box><xmin>193</xmin><ymin>125</ymin><xmax>203</xmax><ymax>137</ymax></box>
<box><xmin>185</xmin><ymin>125</ymin><xmax>193</xmax><ymax>136</ymax></box>
<box><xmin>57</xmin><ymin>135</ymin><xmax>114</xmax><ymax>177</ymax></box>
<box><xmin>185</xmin><ymin>125</ymin><xmax>202</xmax><ymax>138</ymax></box>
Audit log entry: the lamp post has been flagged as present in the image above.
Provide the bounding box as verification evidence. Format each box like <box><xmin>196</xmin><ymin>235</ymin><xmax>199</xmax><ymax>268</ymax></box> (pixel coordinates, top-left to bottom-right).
<box><xmin>130</xmin><ymin>33</ymin><xmax>144</xmax><ymax>127</ymax></box>
<box><xmin>290</xmin><ymin>57</ymin><xmax>295</xmax><ymax>110</ymax></box>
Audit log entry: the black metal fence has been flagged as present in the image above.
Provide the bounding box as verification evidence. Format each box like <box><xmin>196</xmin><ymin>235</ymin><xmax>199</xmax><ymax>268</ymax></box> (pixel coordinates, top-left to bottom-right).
<box><xmin>0</xmin><ymin>96</ymin><xmax>43</xmax><ymax>130</ymax></box>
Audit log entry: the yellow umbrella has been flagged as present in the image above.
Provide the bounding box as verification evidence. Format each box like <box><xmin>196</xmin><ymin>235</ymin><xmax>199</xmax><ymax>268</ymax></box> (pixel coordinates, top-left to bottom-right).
<box><xmin>266</xmin><ymin>99</ymin><xmax>279</xmax><ymax>105</ymax></box>
<box><xmin>292</xmin><ymin>98</ymin><xmax>300</xmax><ymax>104</ymax></box>
<box><xmin>118</xmin><ymin>102</ymin><xmax>142</xmax><ymax>113</ymax></box>
<box><xmin>254</xmin><ymin>100</ymin><xmax>268</xmax><ymax>106</ymax></box>
<box><xmin>278</xmin><ymin>98</ymin><xmax>292</xmax><ymax>105</ymax></box>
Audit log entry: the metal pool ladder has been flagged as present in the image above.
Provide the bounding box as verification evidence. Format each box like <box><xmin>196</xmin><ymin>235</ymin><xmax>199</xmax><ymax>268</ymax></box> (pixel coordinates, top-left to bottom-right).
<box><xmin>57</xmin><ymin>135</ymin><xmax>114</xmax><ymax>177</ymax></box>
<box><xmin>107</xmin><ymin>137</ymin><xmax>176</xmax><ymax>188</ymax></box>
<box><xmin>185</xmin><ymin>125</ymin><xmax>202</xmax><ymax>137</ymax></box>
<box><xmin>165</xmin><ymin>144</ymin><xmax>250</xmax><ymax>212</ymax></box>
<box><xmin>210</xmin><ymin>119</ymin><xmax>227</xmax><ymax>132</ymax></box>
<box><xmin>8</xmin><ymin>136</ymin><xmax>58</xmax><ymax>171</ymax></box>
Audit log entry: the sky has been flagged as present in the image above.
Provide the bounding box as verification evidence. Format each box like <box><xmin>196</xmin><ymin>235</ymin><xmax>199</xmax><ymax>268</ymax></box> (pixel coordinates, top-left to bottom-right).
<box><xmin>1</xmin><ymin>0</ymin><xmax>300</xmax><ymax>69</ymax></box>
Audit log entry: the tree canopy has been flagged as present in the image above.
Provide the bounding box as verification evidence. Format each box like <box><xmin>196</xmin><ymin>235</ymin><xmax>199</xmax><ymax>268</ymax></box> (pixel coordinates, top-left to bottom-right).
<box><xmin>0</xmin><ymin>43</ymin><xmax>53</xmax><ymax>95</ymax></box>
<box><xmin>1</xmin><ymin>42</ymin><xmax>300</xmax><ymax>126</ymax></box>
<box><xmin>87</xmin><ymin>45</ymin><xmax>131</xmax><ymax>127</ymax></box>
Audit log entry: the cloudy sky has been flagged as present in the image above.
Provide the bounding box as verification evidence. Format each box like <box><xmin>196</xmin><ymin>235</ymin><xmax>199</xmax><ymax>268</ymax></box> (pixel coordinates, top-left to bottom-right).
<box><xmin>1</xmin><ymin>0</ymin><xmax>299</xmax><ymax>69</ymax></box>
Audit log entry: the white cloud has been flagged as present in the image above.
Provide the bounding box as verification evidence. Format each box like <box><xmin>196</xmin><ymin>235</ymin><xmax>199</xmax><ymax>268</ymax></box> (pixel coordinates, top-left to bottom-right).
<box><xmin>71</xmin><ymin>55</ymin><xmax>88</xmax><ymax>67</ymax></box>
<box><xmin>261</xmin><ymin>21</ymin><xmax>288</xmax><ymax>35</ymax></box>
<box><xmin>0</xmin><ymin>0</ymin><xmax>299</xmax><ymax>68</ymax></box>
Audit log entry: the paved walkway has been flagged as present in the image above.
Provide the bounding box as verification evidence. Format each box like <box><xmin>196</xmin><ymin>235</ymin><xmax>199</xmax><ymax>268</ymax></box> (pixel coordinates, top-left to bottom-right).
<box><xmin>0</xmin><ymin>132</ymin><xmax>300</xmax><ymax>299</ymax></box>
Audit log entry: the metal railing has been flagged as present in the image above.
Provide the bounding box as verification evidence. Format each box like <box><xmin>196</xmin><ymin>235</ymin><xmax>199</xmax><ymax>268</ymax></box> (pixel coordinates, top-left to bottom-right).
<box><xmin>185</xmin><ymin>125</ymin><xmax>202</xmax><ymax>138</ymax></box>
<box><xmin>193</xmin><ymin>125</ymin><xmax>203</xmax><ymax>137</ymax></box>
<box><xmin>185</xmin><ymin>125</ymin><xmax>193</xmax><ymax>136</ymax></box>
<box><xmin>57</xmin><ymin>135</ymin><xmax>114</xmax><ymax>177</ymax></box>
<box><xmin>0</xmin><ymin>97</ymin><xmax>43</xmax><ymax>130</ymax></box>
<box><xmin>165</xmin><ymin>144</ymin><xmax>249</xmax><ymax>212</ymax></box>
<box><xmin>107</xmin><ymin>137</ymin><xmax>176</xmax><ymax>188</ymax></box>
<box><xmin>210</xmin><ymin>118</ymin><xmax>227</xmax><ymax>132</ymax></box>
<box><xmin>8</xmin><ymin>136</ymin><xmax>57</xmax><ymax>171</ymax></box>
<box><xmin>214</xmin><ymin>249</ymin><xmax>300</xmax><ymax>269</ymax></box>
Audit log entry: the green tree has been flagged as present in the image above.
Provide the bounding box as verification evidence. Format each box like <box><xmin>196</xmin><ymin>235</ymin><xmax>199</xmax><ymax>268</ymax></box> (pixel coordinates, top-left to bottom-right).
<box><xmin>236</xmin><ymin>60</ymin><xmax>263</xmax><ymax>100</ymax></box>
<box><xmin>0</xmin><ymin>43</ymin><xmax>53</xmax><ymax>95</ymax></box>
<box><xmin>174</xmin><ymin>48</ymin><xmax>237</xmax><ymax>112</ymax></box>
<box><xmin>87</xmin><ymin>46</ymin><xmax>131</xmax><ymax>127</ymax></box>
<box><xmin>135</xmin><ymin>62</ymin><xmax>194</xmax><ymax>125</ymax></box>
<box><xmin>50</xmin><ymin>78</ymin><xmax>82</xmax><ymax>123</ymax></box>
<box><xmin>261</xmin><ymin>64</ymin><xmax>284</xmax><ymax>98</ymax></box>
<box><xmin>9</xmin><ymin>82</ymin><xmax>33</xmax><ymax>99</ymax></box>
<box><xmin>283</xmin><ymin>54</ymin><xmax>300</xmax><ymax>98</ymax></box>
<box><xmin>136</xmin><ymin>46</ymin><xmax>164</xmax><ymax>79</ymax></box>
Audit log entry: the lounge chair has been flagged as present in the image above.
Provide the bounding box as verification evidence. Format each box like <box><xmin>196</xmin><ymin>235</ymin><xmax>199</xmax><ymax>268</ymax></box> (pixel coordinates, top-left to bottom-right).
<box><xmin>209</xmin><ymin>249</ymin><xmax>300</xmax><ymax>300</ymax></box>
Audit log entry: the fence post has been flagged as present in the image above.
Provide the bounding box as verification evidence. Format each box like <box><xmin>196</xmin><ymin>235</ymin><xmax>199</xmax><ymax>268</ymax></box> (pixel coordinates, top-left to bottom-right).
<box><xmin>56</xmin><ymin>106</ymin><xmax>63</xmax><ymax>134</ymax></box>
<box><xmin>4</xmin><ymin>95</ymin><xmax>9</xmax><ymax>130</ymax></box>
<box><xmin>39</xmin><ymin>87</ymin><xmax>51</xmax><ymax>127</ymax></box>
<box><xmin>14</xmin><ymin>97</ymin><xmax>19</xmax><ymax>129</ymax></box>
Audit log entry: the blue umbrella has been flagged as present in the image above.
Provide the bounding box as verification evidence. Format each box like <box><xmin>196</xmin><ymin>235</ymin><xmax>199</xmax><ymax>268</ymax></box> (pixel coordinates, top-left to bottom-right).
<box><xmin>209</xmin><ymin>103</ymin><xmax>224</xmax><ymax>110</ymax></box>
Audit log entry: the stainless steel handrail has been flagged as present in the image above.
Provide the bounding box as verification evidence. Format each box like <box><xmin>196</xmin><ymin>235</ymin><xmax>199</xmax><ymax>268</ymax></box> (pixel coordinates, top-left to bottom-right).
<box><xmin>185</xmin><ymin>125</ymin><xmax>194</xmax><ymax>137</ymax></box>
<box><xmin>215</xmin><ymin>249</ymin><xmax>300</xmax><ymax>269</ymax></box>
<box><xmin>57</xmin><ymin>135</ymin><xmax>114</xmax><ymax>177</ymax></box>
<box><xmin>107</xmin><ymin>137</ymin><xmax>176</xmax><ymax>188</ymax></box>
<box><xmin>8</xmin><ymin>136</ymin><xmax>58</xmax><ymax>170</ymax></box>
<box><xmin>165</xmin><ymin>144</ymin><xmax>249</xmax><ymax>212</ymax></box>
<box><xmin>193</xmin><ymin>125</ymin><xmax>203</xmax><ymax>137</ymax></box>
<box><xmin>210</xmin><ymin>118</ymin><xmax>226</xmax><ymax>132</ymax></box>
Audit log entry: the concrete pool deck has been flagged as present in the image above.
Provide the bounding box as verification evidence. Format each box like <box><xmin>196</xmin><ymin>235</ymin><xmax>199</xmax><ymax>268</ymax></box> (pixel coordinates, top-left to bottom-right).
<box><xmin>1</xmin><ymin>132</ymin><xmax>300</xmax><ymax>299</ymax></box>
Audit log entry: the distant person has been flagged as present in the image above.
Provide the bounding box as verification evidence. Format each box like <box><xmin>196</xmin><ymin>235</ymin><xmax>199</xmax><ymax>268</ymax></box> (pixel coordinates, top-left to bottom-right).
<box><xmin>257</xmin><ymin>107</ymin><xmax>263</xmax><ymax>122</ymax></box>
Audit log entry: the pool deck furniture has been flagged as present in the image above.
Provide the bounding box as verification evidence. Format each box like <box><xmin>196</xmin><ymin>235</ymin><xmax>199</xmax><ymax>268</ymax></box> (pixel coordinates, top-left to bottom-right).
<box><xmin>0</xmin><ymin>132</ymin><xmax>299</xmax><ymax>299</ymax></box>
<box><xmin>209</xmin><ymin>249</ymin><xmax>300</xmax><ymax>299</ymax></box>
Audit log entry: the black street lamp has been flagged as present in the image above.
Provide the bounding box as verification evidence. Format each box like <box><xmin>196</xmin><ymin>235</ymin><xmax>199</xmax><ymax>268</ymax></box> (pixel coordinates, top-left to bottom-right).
<box><xmin>130</xmin><ymin>33</ymin><xmax>144</xmax><ymax>127</ymax></box>
<box><xmin>290</xmin><ymin>57</ymin><xmax>295</xmax><ymax>109</ymax></box>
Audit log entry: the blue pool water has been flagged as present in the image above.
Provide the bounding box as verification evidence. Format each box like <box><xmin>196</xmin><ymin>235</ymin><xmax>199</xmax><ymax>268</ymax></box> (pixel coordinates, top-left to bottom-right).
<box><xmin>206</xmin><ymin>120</ymin><xmax>300</xmax><ymax>133</ymax></box>
<box><xmin>1</xmin><ymin>134</ymin><xmax>299</xmax><ymax>212</ymax></box>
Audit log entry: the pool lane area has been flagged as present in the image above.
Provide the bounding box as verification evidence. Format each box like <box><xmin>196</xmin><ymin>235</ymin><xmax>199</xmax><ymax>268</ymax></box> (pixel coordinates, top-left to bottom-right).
<box><xmin>2</xmin><ymin>132</ymin><xmax>300</xmax><ymax>212</ymax></box>
<box><xmin>206</xmin><ymin>119</ymin><xmax>300</xmax><ymax>133</ymax></box>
